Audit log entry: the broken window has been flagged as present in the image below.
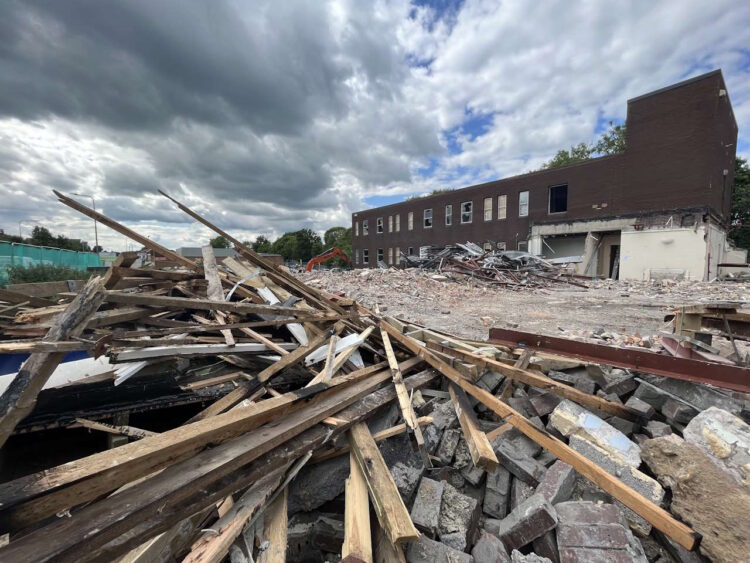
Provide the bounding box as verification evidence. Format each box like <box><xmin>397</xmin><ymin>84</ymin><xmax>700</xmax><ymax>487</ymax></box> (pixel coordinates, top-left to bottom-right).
<box><xmin>424</xmin><ymin>208</ymin><xmax>433</xmax><ymax>228</ymax></box>
<box><xmin>362</xmin><ymin>220</ymin><xmax>368</xmax><ymax>235</ymax></box>
<box><xmin>408</xmin><ymin>212</ymin><xmax>414</xmax><ymax>231</ymax></box>
<box><xmin>445</xmin><ymin>204</ymin><xmax>452</xmax><ymax>226</ymax></box>
<box><xmin>497</xmin><ymin>241</ymin><xmax>506</xmax><ymax>250</ymax></box>
<box><xmin>354</xmin><ymin>249</ymin><xmax>359</xmax><ymax>264</ymax></box>
<box><xmin>355</xmin><ymin>221</ymin><xmax>359</xmax><ymax>236</ymax></box>
<box><xmin>549</xmin><ymin>184</ymin><xmax>568</xmax><ymax>213</ymax></box>
<box><xmin>387</xmin><ymin>247</ymin><xmax>393</xmax><ymax>265</ymax></box>
<box><xmin>377</xmin><ymin>248</ymin><xmax>384</xmax><ymax>263</ymax></box>
<box><xmin>395</xmin><ymin>247</ymin><xmax>400</xmax><ymax>264</ymax></box>
<box><xmin>377</xmin><ymin>217</ymin><xmax>383</xmax><ymax>233</ymax></box>
<box><xmin>498</xmin><ymin>195</ymin><xmax>507</xmax><ymax>220</ymax></box>
<box><xmin>519</xmin><ymin>191</ymin><xmax>529</xmax><ymax>217</ymax></box>
<box><xmin>363</xmin><ymin>249</ymin><xmax>369</xmax><ymax>263</ymax></box>
<box><xmin>395</xmin><ymin>214</ymin><xmax>400</xmax><ymax>232</ymax></box>
<box><xmin>388</xmin><ymin>215</ymin><xmax>393</xmax><ymax>233</ymax></box>
<box><xmin>408</xmin><ymin>247</ymin><xmax>414</xmax><ymax>255</ymax></box>
<box><xmin>461</xmin><ymin>201</ymin><xmax>472</xmax><ymax>224</ymax></box>
<box><xmin>518</xmin><ymin>240</ymin><xmax>528</xmax><ymax>251</ymax></box>
<box><xmin>483</xmin><ymin>242</ymin><xmax>492</xmax><ymax>251</ymax></box>
<box><xmin>484</xmin><ymin>198</ymin><xmax>492</xmax><ymax>221</ymax></box>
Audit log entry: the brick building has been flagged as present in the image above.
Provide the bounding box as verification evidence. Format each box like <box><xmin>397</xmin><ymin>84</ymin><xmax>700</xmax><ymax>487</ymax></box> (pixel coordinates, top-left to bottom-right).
<box><xmin>351</xmin><ymin>70</ymin><xmax>746</xmax><ymax>280</ymax></box>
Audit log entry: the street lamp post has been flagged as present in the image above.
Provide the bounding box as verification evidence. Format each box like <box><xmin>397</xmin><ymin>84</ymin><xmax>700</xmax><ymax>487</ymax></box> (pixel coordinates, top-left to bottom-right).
<box><xmin>73</xmin><ymin>193</ymin><xmax>99</xmax><ymax>253</ymax></box>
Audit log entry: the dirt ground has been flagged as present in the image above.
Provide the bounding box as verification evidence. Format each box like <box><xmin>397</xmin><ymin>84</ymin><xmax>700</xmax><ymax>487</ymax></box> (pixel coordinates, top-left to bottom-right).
<box><xmin>298</xmin><ymin>269</ymin><xmax>749</xmax><ymax>348</ymax></box>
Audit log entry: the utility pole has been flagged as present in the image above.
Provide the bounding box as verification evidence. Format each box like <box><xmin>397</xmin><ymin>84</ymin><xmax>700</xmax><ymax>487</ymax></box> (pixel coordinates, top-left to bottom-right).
<box><xmin>72</xmin><ymin>193</ymin><xmax>99</xmax><ymax>253</ymax></box>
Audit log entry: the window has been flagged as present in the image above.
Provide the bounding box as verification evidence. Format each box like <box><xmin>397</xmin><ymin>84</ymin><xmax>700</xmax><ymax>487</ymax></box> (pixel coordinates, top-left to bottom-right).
<box><xmin>461</xmin><ymin>201</ymin><xmax>473</xmax><ymax>224</ymax></box>
<box><xmin>483</xmin><ymin>242</ymin><xmax>492</xmax><ymax>251</ymax></box>
<box><xmin>377</xmin><ymin>248</ymin><xmax>384</xmax><ymax>263</ymax></box>
<box><xmin>445</xmin><ymin>204</ymin><xmax>453</xmax><ymax>226</ymax></box>
<box><xmin>388</xmin><ymin>215</ymin><xmax>393</xmax><ymax>233</ymax></box>
<box><xmin>377</xmin><ymin>217</ymin><xmax>383</xmax><ymax>233</ymax></box>
<box><xmin>363</xmin><ymin>220</ymin><xmax>369</xmax><ymax>235</ymax></box>
<box><xmin>408</xmin><ymin>247</ymin><xmax>414</xmax><ymax>256</ymax></box>
<box><xmin>395</xmin><ymin>247</ymin><xmax>400</xmax><ymax>265</ymax></box>
<box><xmin>408</xmin><ymin>212</ymin><xmax>414</xmax><ymax>231</ymax></box>
<box><xmin>388</xmin><ymin>247</ymin><xmax>393</xmax><ymax>265</ymax></box>
<box><xmin>363</xmin><ymin>249</ymin><xmax>369</xmax><ymax>264</ymax></box>
<box><xmin>355</xmin><ymin>221</ymin><xmax>359</xmax><ymax>236</ymax></box>
<box><xmin>497</xmin><ymin>242</ymin><xmax>506</xmax><ymax>251</ymax></box>
<box><xmin>484</xmin><ymin>197</ymin><xmax>492</xmax><ymax>221</ymax></box>
<box><xmin>519</xmin><ymin>191</ymin><xmax>529</xmax><ymax>217</ymax></box>
<box><xmin>395</xmin><ymin>214</ymin><xmax>400</xmax><ymax>232</ymax></box>
<box><xmin>498</xmin><ymin>195</ymin><xmax>507</xmax><ymax>220</ymax></box>
<box><xmin>518</xmin><ymin>240</ymin><xmax>528</xmax><ymax>251</ymax></box>
<box><xmin>355</xmin><ymin>249</ymin><xmax>359</xmax><ymax>264</ymax></box>
<box><xmin>424</xmin><ymin>208</ymin><xmax>433</xmax><ymax>228</ymax></box>
<box><xmin>549</xmin><ymin>184</ymin><xmax>568</xmax><ymax>213</ymax></box>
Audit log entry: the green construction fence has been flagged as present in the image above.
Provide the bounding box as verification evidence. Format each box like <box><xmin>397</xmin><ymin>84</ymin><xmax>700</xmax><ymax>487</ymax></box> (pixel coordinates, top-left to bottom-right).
<box><xmin>0</xmin><ymin>242</ymin><xmax>104</xmax><ymax>285</ymax></box>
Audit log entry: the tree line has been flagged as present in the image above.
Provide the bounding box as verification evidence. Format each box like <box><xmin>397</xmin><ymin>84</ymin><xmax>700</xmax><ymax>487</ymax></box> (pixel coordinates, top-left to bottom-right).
<box><xmin>210</xmin><ymin>226</ymin><xmax>352</xmax><ymax>263</ymax></box>
<box><xmin>0</xmin><ymin>226</ymin><xmax>95</xmax><ymax>252</ymax></box>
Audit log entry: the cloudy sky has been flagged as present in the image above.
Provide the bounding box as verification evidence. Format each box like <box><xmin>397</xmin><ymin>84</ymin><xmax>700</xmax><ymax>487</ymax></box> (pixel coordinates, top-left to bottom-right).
<box><xmin>1</xmin><ymin>0</ymin><xmax>749</xmax><ymax>251</ymax></box>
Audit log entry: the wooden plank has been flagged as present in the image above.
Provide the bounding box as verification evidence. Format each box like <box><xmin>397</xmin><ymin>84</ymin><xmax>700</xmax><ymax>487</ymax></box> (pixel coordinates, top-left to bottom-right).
<box><xmin>307</xmin><ymin>335</ymin><xmax>338</xmax><ymax>387</ymax></box>
<box><xmin>187</xmin><ymin>384</ymin><xmax>265</xmax><ymax>423</ymax></box>
<box><xmin>113</xmin><ymin>267</ymin><xmax>199</xmax><ymax>281</ymax></box>
<box><xmin>0</xmin><ymin>277</ymin><xmax>105</xmax><ymax>449</ymax></box>
<box><xmin>348</xmin><ymin>423</ymin><xmax>419</xmax><ymax>546</ymax></box>
<box><xmin>109</xmin><ymin>342</ymin><xmax>297</xmax><ymax>362</ymax></box>
<box><xmin>0</xmin><ymin>365</ymin><xmax>384</xmax><ymax>530</ymax></box>
<box><xmin>256</xmin><ymin>486</ymin><xmax>289</xmax><ymax>563</ymax></box>
<box><xmin>5</xmin><ymin>280</ymin><xmax>86</xmax><ymax>298</ymax></box>
<box><xmin>201</xmin><ymin>245</ymin><xmax>235</xmax><ymax>347</ymax></box>
<box><xmin>342</xmin><ymin>450</ymin><xmax>372</xmax><ymax>562</ymax></box>
<box><xmin>373</xmin><ymin>520</ymin><xmax>406</xmax><ymax>563</ymax></box>
<box><xmin>330</xmin><ymin>326</ymin><xmax>375</xmax><ymax>374</ymax></box>
<box><xmin>0</xmin><ymin>341</ymin><xmax>90</xmax><ymax>354</ymax></box>
<box><xmin>0</xmin><ymin>368</ymin><xmax>416</xmax><ymax>561</ymax></box>
<box><xmin>449</xmin><ymin>384</ymin><xmax>498</xmax><ymax>471</ymax></box>
<box><xmin>0</xmin><ymin>288</ymin><xmax>56</xmax><ymax>308</ymax></box>
<box><xmin>381</xmin><ymin>321</ymin><xmax>701</xmax><ymax>551</ymax></box>
<box><xmin>74</xmin><ymin>417</ymin><xmax>157</xmax><ymax>440</ymax></box>
<box><xmin>380</xmin><ymin>327</ymin><xmax>431</xmax><ymax>468</ymax></box>
<box><xmin>425</xmin><ymin>340</ymin><xmax>644</xmax><ymax>422</ymax></box>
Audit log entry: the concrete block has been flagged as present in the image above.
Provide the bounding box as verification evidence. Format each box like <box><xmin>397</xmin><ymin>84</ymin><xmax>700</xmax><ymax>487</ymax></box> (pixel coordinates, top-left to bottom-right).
<box><xmin>510</xmin><ymin>551</ymin><xmax>552</xmax><ymax>562</ymax></box>
<box><xmin>661</xmin><ymin>398</ymin><xmax>698</xmax><ymax>425</ymax></box>
<box><xmin>484</xmin><ymin>493</ymin><xmax>558</xmax><ymax>552</ymax></box>
<box><xmin>510</xmin><ymin>477</ymin><xmax>535</xmax><ymax>510</ymax></box>
<box><xmin>454</xmin><ymin>436</ymin><xmax>473</xmax><ymax>470</ymax></box>
<box><xmin>471</xmin><ymin>530</ymin><xmax>510</xmax><ymax>563</ymax></box>
<box><xmin>500</xmin><ymin>428</ymin><xmax>542</xmax><ymax>458</ymax></box>
<box><xmin>493</xmin><ymin>439</ymin><xmax>547</xmax><ymax>486</ymax></box>
<box><xmin>532</xmin><ymin>530</ymin><xmax>560</xmax><ymax>563</ymax></box>
<box><xmin>438</xmin><ymin>482</ymin><xmax>479</xmax><ymax>548</ymax></box>
<box><xmin>573</xmin><ymin>377</ymin><xmax>597</xmax><ymax>395</ymax></box>
<box><xmin>643</xmin><ymin>420</ymin><xmax>671</xmax><ymax>438</ymax></box>
<box><xmin>440</xmin><ymin>531</ymin><xmax>468</xmax><ymax>553</ymax></box>
<box><xmin>550</xmin><ymin>400</ymin><xmax>641</xmax><ymax>468</ymax></box>
<box><xmin>437</xmin><ymin>428</ymin><xmax>461</xmax><ymax>464</ymax></box>
<box><xmin>632</xmin><ymin>382</ymin><xmax>668</xmax><ymax>410</ymax></box>
<box><xmin>530</xmin><ymin>393</ymin><xmax>562</xmax><ymax>417</ymax></box>
<box><xmin>432</xmin><ymin>399</ymin><xmax>459</xmax><ymax>430</ymax></box>
<box><xmin>478</xmin><ymin>370</ymin><xmax>505</xmax><ymax>394</ymax></box>
<box><xmin>547</xmin><ymin>370</ymin><xmax>579</xmax><ymax>386</ymax></box>
<box><xmin>484</xmin><ymin>466</ymin><xmax>511</xmax><ymax>519</ymax></box>
<box><xmin>423</xmin><ymin>423</ymin><xmax>442</xmax><ymax>454</ymax></box>
<box><xmin>642</xmin><ymin>375</ymin><xmax>742</xmax><ymax>415</ymax></box>
<box><xmin>600</xmin><ymin>369</ymin><xmax>637</xmax><ymax>396</ymax></box>
<box><xmin>535</xmin><ymin>460</ymin><xmax>575</xmax><ymax>505</ymax></box>
<box><xmin>624</xmin><ymin>396</ymin><xmax>655</xmax><ymax>419</ymax></box>
<box><xmin>536</xmin><ymin>450</ymin><xmax>558</xmax><ymax>467</ymax></box>
<box><xmin>605</xmin><ymin>416</ymin><xmax>637</xmax><ymax>437</ymax></box>
<box><xmin>557</xmin><ymin>523</ymin><xmax>630</xmax><ymax>549</ymax></box>
<box><xmin>462</xmin><ymin>462</ymin><xmax>486</xmax><ymax>487</ymax></box>
<box><xmin>406</xmin><ymin>535</ymin><xmax>474</xmax><ymax>563</ymax></box>
<box><xmin>683</xmin><ymin>406</ymin><xmax>750</xmax><ymax>488</ymax></box>
<box><xmin>411</xmin><ymin>477</ymin><xmax>444</xmax><ymax>536</ymax></box>
<box><xmin>390</xmin><ymin>461</ymin><xmax>424</xmax><ymax>504</ymax></box>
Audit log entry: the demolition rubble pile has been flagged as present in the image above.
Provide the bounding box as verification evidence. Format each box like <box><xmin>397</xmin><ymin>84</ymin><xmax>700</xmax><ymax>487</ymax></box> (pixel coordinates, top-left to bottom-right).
<box><xmin>402</xmin><ymin>243</ymin><xmax>587</xmax><ymax>290</ymax></box>
<box><xmin>0</xmin><ymin>192</ymin><xmax>747</xmax><ymax>562</ymax></box>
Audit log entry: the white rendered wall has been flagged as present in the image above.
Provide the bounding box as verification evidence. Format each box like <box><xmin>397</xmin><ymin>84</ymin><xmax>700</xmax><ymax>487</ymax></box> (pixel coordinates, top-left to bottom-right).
<box><xmin>619</xmin><ymin>227</ymin><xmax>708</xmax><ymax>280</ymax></box>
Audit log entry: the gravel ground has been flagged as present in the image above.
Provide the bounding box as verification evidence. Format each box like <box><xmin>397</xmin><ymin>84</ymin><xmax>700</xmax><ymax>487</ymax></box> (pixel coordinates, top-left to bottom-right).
<box><xmin>298</xmin><ymin>269</ymin><xmax>749</xmax><ymax>346</ymax></box>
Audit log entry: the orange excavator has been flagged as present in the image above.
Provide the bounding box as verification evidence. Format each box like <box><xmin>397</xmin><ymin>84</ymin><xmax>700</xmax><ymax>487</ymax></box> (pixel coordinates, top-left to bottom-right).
<box><xmin>305</xmin><ymin>247</ymin><xmax>350</xmax><ymax>272</ymax></box>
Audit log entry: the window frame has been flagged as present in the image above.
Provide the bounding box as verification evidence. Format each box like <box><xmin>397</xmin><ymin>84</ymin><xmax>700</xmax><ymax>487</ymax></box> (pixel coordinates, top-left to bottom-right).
<box><xmin>519</xmin><ymin>191</ymin><xmax>529</xmax><ymax>218</ymax></box>
<box><xmin>362</xmin><ymin>249</ymin><xmax>369</xmax><ymax>264</ymax></box>
<box><xmin>395</xmin><ymin>214</ymin><xmax>400</xmax><ymax>232</ymax></box>
<box><xmin>395</xmin><ymin>247</ymin><xmax>400</xmax><ymax>265</ymax></box>
<box><xmin>408</xmin><ymin>247</ymin><xmax>414</xmax><ymax>256</ymax></box>
<box><xmin>362</xmin><ymin>220</ymin><xmax>369</xmax><ymax>235</ymax></box>
<box><xmin>387</xmin><ymin>247</ymin><xmax>393</xmax><ymax>265</ymax></box>
<box><xmin>445</xmin><ymin>204</ymin><xmax>452</xmax><ymax>226</ymax></box>
<box><xmin>548</xmin><ymin>184</ymin><xmax>568</xmax><ymax>214</ymax></box>
<box><xmin>354</xmin><ymin>249</ymin><xmax>359</xmax><ymax>264</ymax></box>
<box><xmin>483</xmin><ymin>197</ymin><xmax>492</xmax><ymax>222</ymax></box>
<box><xmin>354</xmin><ymin>221</ymin><xmax>359</xmax><ymax>236</ymax></box>
<box><xmin>498</xmin><ymin>195</ymin><xmax>507</xmax><ymax>220</ymax></box>
<box><xmin>423</xmin><ymin>208</ymin><xmax>433</xmax><ymax>229</ymax></box>
<box><xmin>461</xmin><ymin>201</ymin><xmax>473</xmax><ymax>224</ymax></box>
<box><xmin>377</xmin><ymin>248</ymin><xmax>384</xmax><ymax>263</ymax></box>
<box><xmin>376</xmin><ymin>217</ymin><xmax>384</xmax><ymax>234</ymax></box>
<box><xmin>407</xmin><ymin>212</ymin><xmax>414</xmax><ymax>231</ymax></box>
<box><xmin>388</xmin><ymin>215</ymin><xmax>393</xmax><ymax>233</ymax></box>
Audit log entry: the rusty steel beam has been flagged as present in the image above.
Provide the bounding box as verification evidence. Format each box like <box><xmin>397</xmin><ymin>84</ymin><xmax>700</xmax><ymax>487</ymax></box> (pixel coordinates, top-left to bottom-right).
<box><xmin>488</xmin><ymin>327</ymin><xmax>750</xmax><ymax>393</ymax></box>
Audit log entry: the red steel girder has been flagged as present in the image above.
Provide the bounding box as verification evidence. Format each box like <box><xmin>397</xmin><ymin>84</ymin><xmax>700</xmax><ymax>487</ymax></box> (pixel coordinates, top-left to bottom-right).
<box><xmin>489</xmin><ymin>327</ymin><xmax>750</xmax><ymax>393</ymax></box>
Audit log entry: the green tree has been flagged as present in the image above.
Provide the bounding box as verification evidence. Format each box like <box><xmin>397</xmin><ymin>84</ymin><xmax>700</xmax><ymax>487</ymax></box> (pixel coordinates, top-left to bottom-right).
<box><xmin>594</xmin><ymin>121</ymin><xmax>627</xmax><ymax>155</ymax></box>
<box><xmin>30</xmin><ymin>226</ymin><xmax>55</xmax><ymax>247</ymax></box>
<box><xmin>252</xmin><ymin>235</ymin><xmax>273</xmax><ymax>253</ymax></box>
<box><xmin>210</xmin><ymin>235</ymin><xmax>231</xmax><ymax>249</ymax></box>
<box><xmin>323</xmin><ymin>226</ymin><xmax>352</xmax><ymax>266</ymax></box>
<box><xmin>542</xmin><ymin>142</ymin><xmax>593</xmax><ymax>169</ymax></box>
<box><xmin>729</xmin><ymin>156</ymin><xmax>750</xmax><ymax>250</ymax></box>
<box><xmin>271</xmin><ymin>229</ymin><xmax>323</xmax><ymax>261</ymax></box>
<box><xmin>542</xmin><ymin>122</ymin><xmax>626</xmax><ymax>170</ymax></box>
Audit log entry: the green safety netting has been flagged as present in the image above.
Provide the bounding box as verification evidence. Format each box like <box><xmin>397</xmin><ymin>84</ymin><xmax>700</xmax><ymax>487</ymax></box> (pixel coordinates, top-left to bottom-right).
<box><xmin>0</xmin><ymin>242</ymin><xmax>104</xmax><ymax>285</ymax></box>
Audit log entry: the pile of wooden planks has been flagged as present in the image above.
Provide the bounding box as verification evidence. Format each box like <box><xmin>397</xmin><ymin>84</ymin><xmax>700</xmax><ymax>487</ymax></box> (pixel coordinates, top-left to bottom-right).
<box><xmin>0</xmin><ymin>192</ymin><xmax>701</xmax><ymax>562</ymax></box>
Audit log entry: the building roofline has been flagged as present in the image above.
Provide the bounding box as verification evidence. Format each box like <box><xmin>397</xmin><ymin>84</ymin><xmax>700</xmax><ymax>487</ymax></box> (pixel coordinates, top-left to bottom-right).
<box><xmin>626</xmin><ymin>69</ymin><xmax>722</xmax><ymax>104</ymax></box>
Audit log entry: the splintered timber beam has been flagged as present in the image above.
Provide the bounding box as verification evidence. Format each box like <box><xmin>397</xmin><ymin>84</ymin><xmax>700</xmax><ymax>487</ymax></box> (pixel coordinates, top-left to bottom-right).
<box><xmin>0</xmin><ymin>361</ymin><xmax>394</xmax><ymax>530</ymax></box>
<box><xmin>74</xmin><ymin>418</ymin><xmax>157</xmax><ymax>440</ymax></box>
<box><xmin>342</xmin><ymin>450</ymin><xmax>372</xmax><ymax>562</ymax></box>
<box><xmin>201</xmin><ymin>245</ymin><xmax>235</xmax><ymax>347</ymax></box>
<box><xmin>449</xmin><ymin>384</ymin><xmax>498</xmax><ymax>471</ymax></box>
<box><xmin>380</xmin><ymin>327</ymin><xmax>431</xmax><ymax>468</ymax></box>
<box><xmin>255</xmin><ymin>486</ymin><xmax>290</xmax><ymax>563</ymax></box>
<box><xmin>381</xmin><ymin>321</ymin><xmax>701</xmax><ymax>552</ymax></box>
<box><xmin>425</xmin><ymin>340</ymin><xmax>645</xmax><ymax>422</ymax></box>
<box><xmin>0</xmin><ymin>277</ymin><xmax>106</xmax><ymax>449</ymax></box>
<box><xmin>348</xmin><ymin>423</ymin><xmax>419</xmax><ymax>546</ymax></box>
<box><xmin>0</xmin><ymin>370</ymin><xmax>435</xmax><ymax>562</ymax></box>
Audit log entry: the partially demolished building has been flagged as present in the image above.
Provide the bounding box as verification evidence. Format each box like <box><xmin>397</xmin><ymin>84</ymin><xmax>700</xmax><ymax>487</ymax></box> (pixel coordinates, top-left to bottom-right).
<box><xmin>352</xmin><ymin>70</ymin><xmax>746</xmax><ymax>280</ymax></box>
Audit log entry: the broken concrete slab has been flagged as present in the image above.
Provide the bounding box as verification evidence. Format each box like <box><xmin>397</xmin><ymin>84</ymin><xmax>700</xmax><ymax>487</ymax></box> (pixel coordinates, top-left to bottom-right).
<box><xmin>642</xmin><ymin>434</ymin><xmax>750</xmax><ymax>563</ymax></box>
<box><xmin>683</xmin><ymin>406</ymin><xmax>750</xmax><ymax>488</ymax></box>
<box><xmin>411</xmin><ymin>477</ymin><xmax>444</xmax><ymax>537</ymax></box>
<box><xmin>437</xmin><ymin>428</ymin><xmax>461</xmax><ymax>465</ymax></box>
<box><xmin>440</xmin><ymin>531</ymin><xmax>469</xmax><ymax>553</ymax></box>
<box><xmin>568</xmin><ymin>434</ymin><xmax>664</xmax><ymax>535</ymax></box>
<box><xmin>423</xmin><ymin>423</ymin><xmax>442</xmax><ymax>454</ymax></box>
<box><xmin>550</xmin><ymin>399</ymin><xmax>641</xmax><ymax>468</ymax></box>
<box><xmin>493</xmin><ymin>438</ymin><xmax>547</xmax><ymax>486</ymax></box>
<box><xmin>390</xmin><ymin>461</ymin><xmax>424</xmax><ymax>504</ymax></box>
<box><xmin>529</xmin><ymin>393</ymin><xmax>562</xmax><ymax>417</ymax></box>
<box><xmin>484</xmin><ymin>466</ymin><xmax>511</xmax><ymax>519</ymax></box>
<box><xmin>624</xmin><ymin>396</ymin><xmax>655</xmax><ymax>419</ymax></box>
<box><xmin>438</xmin><ymin>482</ymin><xmax>479</xmax><ymax>549</ymax></box>
<box><xmin>406</xmin><ymin>535</ymin><xmax>474</xmax><ymax>563</ymax></box>
<box><xmin>632</xmin><ymin>382</ymin><xmax>668</xmax><ymax>410</ymax></box>
<box><xmin>534</xmin><ymin>460</ymin><xmax>575</xmax><ymax>505</ymax></box>
<box><xmin>432</xmin><ymin>399</ymin><xmax>459</xmax><ymax>430</ymax></box>
<box><xmin>288</xmin><ymin>455</ymin><xmax>349</xmax><ymax>514</ymax></box>
<box><xmin>586</xmin><ymin>367</ymin><xmax>636</xmax><ymax>397</ymax></box>
<box><xmin>661</xmin><ymin>398</ymin><xmax>698</xmax><ymax>425</ymax></box>
<box><xmin>477</xmin><ymin>370</ymin><xmax>505</xmax><ymax>394</ymax></box>
<box><xmin>510</xmin><ymin>551</ymin><xmax>552</xmax><ymax>563</ymax></box>
<box><xmin>643</xmin><ymin>420</ymin><xmax>672</xmax><ymax>439</ymax></box>
<box><xmin>641</xmin><ymin>375</ymin><xmax>742</xmax><ymax>415</ymax></box>
<box><xmin>471</xmin><ymin>530</ymin><xmax>510</xmax><ymax>563</ymax></box>
<box><xmin>484</xmin><ymin>493</ymin><xmax>558</xmax><ymax>552</ymax></box>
